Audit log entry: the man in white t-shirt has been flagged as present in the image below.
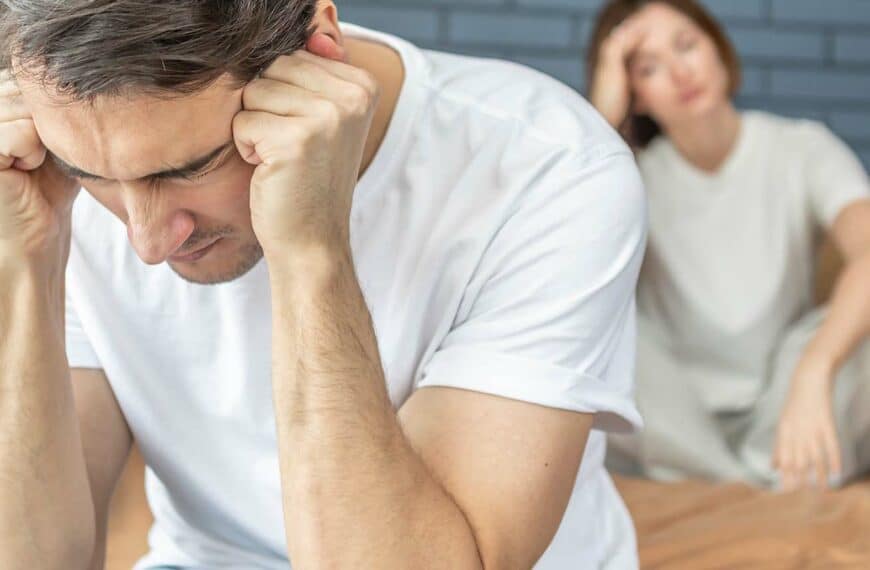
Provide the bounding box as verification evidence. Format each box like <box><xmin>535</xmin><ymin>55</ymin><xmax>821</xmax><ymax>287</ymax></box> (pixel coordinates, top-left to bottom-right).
<box><xmin>0</xmin><ymin>1</ymin><xmax>646</xmax><ymax>568</ymax></box>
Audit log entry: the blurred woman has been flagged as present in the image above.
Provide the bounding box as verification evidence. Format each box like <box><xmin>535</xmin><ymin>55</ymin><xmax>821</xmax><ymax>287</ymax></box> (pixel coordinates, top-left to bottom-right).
<box><xmin>587</xmin><ymin>0</ymin><xmax>870</xmax><ymax>490</ymax></box>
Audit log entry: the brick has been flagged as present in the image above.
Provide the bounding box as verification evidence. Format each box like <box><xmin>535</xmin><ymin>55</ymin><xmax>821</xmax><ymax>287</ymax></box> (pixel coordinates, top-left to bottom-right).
<box><xmin>739</xmin><ymin>67</ymin><xmax>766</xmax><ymax>97</ymax></box>
<box><xmin>770</xmin><ymin>69</ymin><xmax>870</xmax><ymax>102</ymax></box>
<box><xmin>830</xmin><ymin>111</ymin><xmax>870</xmax><ymax>140</ymax></box>
<box><xmin>702</xmin><ymin>0</ymin><xmax>767</xmax><ymax>21</ymax></box>
<box><xmin>512</xmin><ymin>55</ymin><xmax>584</xmax><ymax>88</ymax></box>
<box><xmin>515</xmin><ymin>0</ymin><xmax>605</xmax><ymax>12</ymax></box>
<box><xmin>448</xmin><ymin>12</ymin><xmax>574</xmax><ymax>48</ymax></box>
<box><xmin>436</xmin><ymin>45</ymin><xmax>513</xmax><ymax>60</ymax></box>
<box><xmin>339</xmin><ymin>6</ymin><xmax>440</xmax><ymax>43</ymax></box>
<box><xmin>576</xmin><ymin>17</ymin><xmax>594</xmax><ymax>48</ymax></box>
<box><xmin>834</xmin><ymin>34</ymin><xmax>870</xmax><ymax>64</ymax></box>
<box><xmin>514</xmin><ymin>0</ymin><xmax>765</xmax><ymax>20</ymax></box>
<box><xmin>729</xmin><ymin>28</ymin><xmax>824</xmax><ymax>62</ymax></box>
<box><xmin>772</xmin><ymin>0</ymin><xmax>870</xmax><ymax>25</ymax></box>
<box><xmin>357</xmin><ymin>0</ymin><xmax>503</xmax><ymax>4</ymax></box>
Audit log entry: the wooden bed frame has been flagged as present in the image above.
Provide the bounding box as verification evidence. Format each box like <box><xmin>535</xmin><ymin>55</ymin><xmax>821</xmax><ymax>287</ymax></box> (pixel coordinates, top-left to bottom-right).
<box><xmin>105</xmin><ymin>446</ymin><xmax>870</xmax><ymax>569</ymax></box>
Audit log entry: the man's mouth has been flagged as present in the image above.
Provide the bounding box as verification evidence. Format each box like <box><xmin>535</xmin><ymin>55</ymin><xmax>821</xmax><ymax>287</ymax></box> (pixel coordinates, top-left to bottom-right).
<box><xmin>169</xmin><ymin>238</ymin><xmax>222</xmax><ymax>263</ymax></box>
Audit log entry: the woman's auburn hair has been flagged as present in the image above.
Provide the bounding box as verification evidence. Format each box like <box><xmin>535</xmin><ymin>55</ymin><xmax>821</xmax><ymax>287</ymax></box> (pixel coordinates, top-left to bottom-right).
<box><xmin>586</xmin><ymin>0</ymin><xmax>742</xmax><ymax>148</ymax></box>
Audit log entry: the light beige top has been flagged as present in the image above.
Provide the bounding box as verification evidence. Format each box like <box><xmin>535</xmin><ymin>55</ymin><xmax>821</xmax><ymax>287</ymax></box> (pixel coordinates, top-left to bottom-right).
<box><xmin>636</xmin><ymin>111</ymin><xmax>869</xmax><ymax>411</ymax></box>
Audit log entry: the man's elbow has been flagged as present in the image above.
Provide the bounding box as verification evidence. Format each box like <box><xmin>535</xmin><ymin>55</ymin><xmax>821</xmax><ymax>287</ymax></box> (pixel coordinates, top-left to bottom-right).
<box><xmin>478</xmin><ymin>549</ymin><xmax>542</xmax><ymax>570</ymax></box>
<box><xmin>474</xmin><ymin>526</ymin><xmax>554</xmax><ymax>570</ymax></box>
<box><xmin>0</xmin><ymin>523</ymin><xmax>96</xmax><ymax>570</ymax></box>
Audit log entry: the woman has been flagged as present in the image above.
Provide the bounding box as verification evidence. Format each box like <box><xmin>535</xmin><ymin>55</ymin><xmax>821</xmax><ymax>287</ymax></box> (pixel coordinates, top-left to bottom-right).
<box><xmin>587</xmin><ymin>0</ymin><xmax>870</xmax><ymax>491</ymax></box>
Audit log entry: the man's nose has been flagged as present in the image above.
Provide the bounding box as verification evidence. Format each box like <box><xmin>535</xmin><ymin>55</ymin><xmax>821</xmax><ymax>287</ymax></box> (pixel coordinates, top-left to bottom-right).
<box><xmin>122</xmin><ymin>187</ymin><xmax>195</xmax><ymax>265</ymax></box>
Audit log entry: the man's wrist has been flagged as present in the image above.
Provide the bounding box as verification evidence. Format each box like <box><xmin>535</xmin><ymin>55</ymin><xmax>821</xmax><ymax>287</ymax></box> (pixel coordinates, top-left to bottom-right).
<box><xmin>1</xmin><ymin>246</ymin><xmax>53</xmax><ymax>283</ymax></box>
<box><xmin>265</xmin><ymin>239</ymin><xmax>353</xmax><ymax>293</ymax></box>
<box><xmin>0</xmin><ymin>256</ymin><xmax>66</xmax><ymax>335</ymax></box>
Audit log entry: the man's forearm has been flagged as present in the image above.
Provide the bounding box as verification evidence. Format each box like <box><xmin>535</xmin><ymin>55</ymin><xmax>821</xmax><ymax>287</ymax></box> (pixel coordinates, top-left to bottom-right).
<box><xmin>0</xmin><ymin>262</ymin><xmax>95</xmax><ymax>569</ymax></box>
<box><xmin>269</xmin><ymin>247</ymin><xmax>483</xmax><ymax>570</ymax></box>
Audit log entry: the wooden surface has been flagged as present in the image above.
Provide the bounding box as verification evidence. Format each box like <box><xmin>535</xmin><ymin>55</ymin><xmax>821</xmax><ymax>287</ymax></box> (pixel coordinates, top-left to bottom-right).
<box><xmin>615</xmin><ymin>476</ymin><xmax>870</xmax><ymax>569</ymax></box>
<box><xmin>107</xmin><ymin>447</ymin><xmax>870</xmax><ymax>569</ymax></box>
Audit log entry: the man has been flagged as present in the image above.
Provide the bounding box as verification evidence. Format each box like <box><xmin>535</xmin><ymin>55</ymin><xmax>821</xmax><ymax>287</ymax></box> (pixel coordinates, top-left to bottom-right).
<box><xmin>0</xmin><ymin>1</ymin><xmax>646</xmax><ymax>568</ymax></box>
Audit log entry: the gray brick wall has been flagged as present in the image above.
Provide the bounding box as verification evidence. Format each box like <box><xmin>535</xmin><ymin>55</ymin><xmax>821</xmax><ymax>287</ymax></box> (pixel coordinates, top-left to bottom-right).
<box><xmin>339</xmin><ymin>0</ymin><xmax>870</xmax><ymax>169</ymax></box>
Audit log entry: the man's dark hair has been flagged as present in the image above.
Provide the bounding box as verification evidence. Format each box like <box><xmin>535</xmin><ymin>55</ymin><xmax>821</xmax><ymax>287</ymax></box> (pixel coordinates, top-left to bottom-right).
<box><xmin>0</xmin><ymin>0</ymin><xmax>318</xmax><ymax>100</ymax></box>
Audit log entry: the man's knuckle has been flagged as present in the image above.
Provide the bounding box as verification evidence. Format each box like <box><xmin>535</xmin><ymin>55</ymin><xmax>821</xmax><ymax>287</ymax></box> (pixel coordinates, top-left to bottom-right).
<box><xmin>241</xmin><ymin>84</ymin><xmax>260</xmax><ymax>109</ymax></box>
<box><xmin>0</xmin><ymin>119</ymin><xmax>35</xmax><ymax>155</ymax></box>
<box><xmin>244</xmin><ymin>79</ymin><xmax>279</xmax><ymax>107</ymax></box>
<box><xmin>292</xmin><ymin>122</ymin><xmax>317</xmax><ymax>145</ymax></box>
<box><xmin>357</xmin><ymin>70</ymin><xmax>379</xmax><ymax>94</ymax></box>
<box><xmin>344</xmin><ymin>84</ymin><xmax>373</xmax><ymax>114</ymax></box>
<box><xmin>316</xmin><ymin>98</ymin><xmax>342</xmax><ymax>121</ymax></box>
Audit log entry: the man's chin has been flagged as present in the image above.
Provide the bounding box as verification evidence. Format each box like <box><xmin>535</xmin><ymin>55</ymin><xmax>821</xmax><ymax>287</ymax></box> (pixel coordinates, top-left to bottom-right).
<box><xmin>169</xmin><ymin>242</ymin><xmax>264</xmax><ymax>285</ymax></box>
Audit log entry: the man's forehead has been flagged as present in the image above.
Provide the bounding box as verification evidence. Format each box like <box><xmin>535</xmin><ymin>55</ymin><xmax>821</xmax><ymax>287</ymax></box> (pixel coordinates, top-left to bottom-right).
<box><xmin>47</xmin><ymin>140</ymin><xmax>236</xmax><ymax>183</ymax></box>
<box><xmin>18</xmin><ymin>74</ymin><xmax>244</xmax><ymax>181</ymax></box>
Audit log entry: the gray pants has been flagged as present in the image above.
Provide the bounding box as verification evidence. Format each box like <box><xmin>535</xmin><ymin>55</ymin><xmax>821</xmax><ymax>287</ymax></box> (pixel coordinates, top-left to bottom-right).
<box><xmin>608</xmin><ymin>308</ymin><xmax>870</xmax><ymax>488</ymax></box>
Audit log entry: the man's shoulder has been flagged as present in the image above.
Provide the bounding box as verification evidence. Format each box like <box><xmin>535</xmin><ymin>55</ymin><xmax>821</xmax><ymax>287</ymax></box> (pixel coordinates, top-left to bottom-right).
<box><xmin>403</xmin><ymin>49</ymin><xmax>643</xmax><ymax>247</ymax></box>
<box><xmin>419</xmin><ymin>49</ymin><xmax>628</xmax><ymax>158</ymax></box>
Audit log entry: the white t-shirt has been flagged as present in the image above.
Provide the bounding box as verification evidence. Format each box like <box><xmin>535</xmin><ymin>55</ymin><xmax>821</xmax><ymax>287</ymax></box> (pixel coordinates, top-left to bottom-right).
<box><xmin>65</xmin><ymin>24</ymin><xmax>647</xmax><ymax>569</ymax></box>
<box><xmin>636</xmin><ymin>111</ymin><xmax>870</xmax><ymax>411</ymax></box>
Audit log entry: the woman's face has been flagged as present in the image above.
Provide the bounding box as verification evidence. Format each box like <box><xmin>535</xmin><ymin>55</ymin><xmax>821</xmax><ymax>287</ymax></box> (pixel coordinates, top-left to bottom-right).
<box><xmin>627</xmin><ymin>3</ymin><xmax>732</xmax><ymax>129</ymax></box>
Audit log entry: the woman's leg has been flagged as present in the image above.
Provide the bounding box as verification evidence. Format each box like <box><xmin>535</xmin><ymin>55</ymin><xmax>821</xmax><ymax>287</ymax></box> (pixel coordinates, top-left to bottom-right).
<box><xmin>740</xmin><ymin>308</ymin><xmax>870</xmax><ymax>487</ymax></box>
<box><xmin>835</xmin><ymin>338</ymin><xmax>870</xmax><ymax>482</ymax></box>
<box><xmin>607</xmin><ymin>323</ymin><xmax>750</xmax><ymax>482</ymax></box>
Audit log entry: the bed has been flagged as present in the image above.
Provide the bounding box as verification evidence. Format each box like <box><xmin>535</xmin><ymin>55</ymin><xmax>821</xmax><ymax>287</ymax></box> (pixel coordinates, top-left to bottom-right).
<box><xmin>105</xmin><ymin>447</ymin><xmax>870</xmax><ymax>569</ymax></box>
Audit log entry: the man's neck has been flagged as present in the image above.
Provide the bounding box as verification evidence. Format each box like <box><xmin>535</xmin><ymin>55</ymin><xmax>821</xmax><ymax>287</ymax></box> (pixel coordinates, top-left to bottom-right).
<box><xmin>345</xmin><ymin>37</ymin><xmax>405</xmax><ymax>178</ymax></box>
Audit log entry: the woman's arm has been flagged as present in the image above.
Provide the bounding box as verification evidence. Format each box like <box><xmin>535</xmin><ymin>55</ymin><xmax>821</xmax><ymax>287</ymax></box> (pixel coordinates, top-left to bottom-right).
<box><xmin>806</xmin><ymin>200</ymin><xmax>870</xmax><ymax>369</ymax></box>
<box><xmin>774</xmin><ymin>199</ymin><xmax>870</xmax><ymax>491</ymax></box>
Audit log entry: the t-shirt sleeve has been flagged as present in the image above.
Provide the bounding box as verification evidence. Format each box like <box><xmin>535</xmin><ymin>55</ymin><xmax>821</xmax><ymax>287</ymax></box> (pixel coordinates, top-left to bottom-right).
<box><xmin>417</xmin><ymin>150</ymin><xmax>647</xmax><ymax>432</ymax></box>
<box><xmin>65</xmin><ymin>285</ymin><xmax>101</xmax><ymax>370</ymax></box>
<box><xmin>803</xmin><ymin>123</ymin><xmax>870</xmax><ymax>228</ymax></box>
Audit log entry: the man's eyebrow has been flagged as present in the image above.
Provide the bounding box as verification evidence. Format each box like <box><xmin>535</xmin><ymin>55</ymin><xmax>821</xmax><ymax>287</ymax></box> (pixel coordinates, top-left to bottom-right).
<box><xmin>48</xmin><ymin>141</ymin><xmax>236</xmax><ymax>182</ymax></box>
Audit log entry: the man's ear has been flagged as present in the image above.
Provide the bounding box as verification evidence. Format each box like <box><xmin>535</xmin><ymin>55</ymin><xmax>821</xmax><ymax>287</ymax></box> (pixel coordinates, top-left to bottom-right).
<box><xmin>306</xmin><ymin>32</ymin><xmax>346</xmax><ymax>62</ymax></box>
<box><xmin>306</xmin><ymin>2</ymin><xmax>346</xmax><ymax>62</ymax></box>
